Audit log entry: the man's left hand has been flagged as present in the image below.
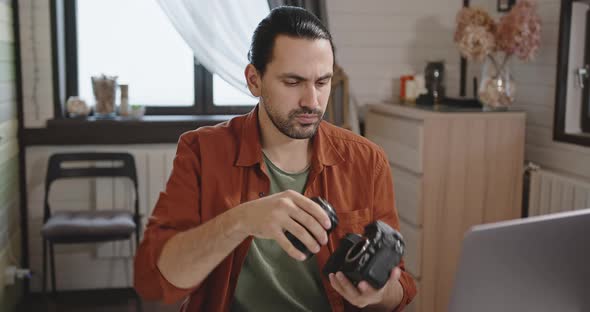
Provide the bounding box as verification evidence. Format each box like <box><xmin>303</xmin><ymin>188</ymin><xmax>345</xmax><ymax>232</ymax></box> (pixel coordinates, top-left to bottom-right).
<box><xmin>328</xmin><ymin>267</ymin><xmax>402</xmax><ymax>309</ymax></box>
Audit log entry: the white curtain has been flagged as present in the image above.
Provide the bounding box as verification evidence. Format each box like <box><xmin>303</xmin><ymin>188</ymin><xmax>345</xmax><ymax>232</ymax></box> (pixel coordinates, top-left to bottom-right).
<box><xmin>156</xmin><ymin>0</ymin><xmax>270</xmax><ymax>96</ymax></box>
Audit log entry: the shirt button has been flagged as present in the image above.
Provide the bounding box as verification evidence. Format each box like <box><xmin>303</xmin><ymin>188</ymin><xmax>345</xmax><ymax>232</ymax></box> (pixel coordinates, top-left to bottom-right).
<box><xmin>259</xmin><ymin>192</ymin><xmax>265</xmax><ymax>197</ymax></box>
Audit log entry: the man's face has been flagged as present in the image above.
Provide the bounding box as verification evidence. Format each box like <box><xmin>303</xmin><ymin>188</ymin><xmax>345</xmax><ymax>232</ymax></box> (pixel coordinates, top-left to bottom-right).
<box><xmin>257</xmin><ymin>35</ymin><xmax>334</xmax><ymax>139</ymax></box>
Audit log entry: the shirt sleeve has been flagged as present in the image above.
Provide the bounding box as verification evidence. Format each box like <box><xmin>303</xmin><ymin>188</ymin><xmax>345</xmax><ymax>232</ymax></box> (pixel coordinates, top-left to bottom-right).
<box><xmin>372</xmin><ymin>149</ymin><xmax>418</xmax><ymax>311</ymax></box>
<box><xmin>133</xmin><ymin>132</ymin><xmax>203</xmax><ymax>304</ymax></box>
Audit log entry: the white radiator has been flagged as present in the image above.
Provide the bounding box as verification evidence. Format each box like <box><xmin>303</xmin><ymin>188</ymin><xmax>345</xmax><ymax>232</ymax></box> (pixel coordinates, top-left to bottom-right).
<box><xmin>528</xmin><ymin>165</ymin><xmax>590</xmax><ymax>217</ymax></box>
<box><xmin>95</xmin><ymin>147</ymin><xmax>177</xmax><ymax>258</ymax></box>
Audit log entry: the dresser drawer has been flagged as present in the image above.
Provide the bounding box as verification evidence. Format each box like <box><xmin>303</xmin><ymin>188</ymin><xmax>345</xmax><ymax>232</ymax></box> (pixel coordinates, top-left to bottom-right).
<box><xmin>365</xmin><ymin>112</ymin><xmax>424</xmax><ymax>173</ymax></box>
<box><xmin>391</xmin><ymin>165</ymin><xmax>422</xmax><ymax>226</ymax></box>
<box><xmin>399</xmin><ymin>220</ymin><xmax>422</xmax><ymax>279</ymax></box>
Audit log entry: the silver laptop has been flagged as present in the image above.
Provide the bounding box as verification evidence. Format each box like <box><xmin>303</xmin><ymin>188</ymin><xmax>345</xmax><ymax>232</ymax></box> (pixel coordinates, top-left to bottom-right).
<box><xmin>448</xmin><ymin>209</ymin><xmax>590</xmax><ymax>312</ymax></box>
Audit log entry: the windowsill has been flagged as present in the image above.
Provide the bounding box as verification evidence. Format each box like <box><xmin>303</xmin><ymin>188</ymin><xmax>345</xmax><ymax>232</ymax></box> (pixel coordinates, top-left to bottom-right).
<box><xmin>22</xmin><ymin>115</ymin><xmax>237</xmax><ymax>146</ymax></box>
<box><xmin>47</xmin><ymin>114</ymin><xmax>237</xmax><ymax>126</ymax></box>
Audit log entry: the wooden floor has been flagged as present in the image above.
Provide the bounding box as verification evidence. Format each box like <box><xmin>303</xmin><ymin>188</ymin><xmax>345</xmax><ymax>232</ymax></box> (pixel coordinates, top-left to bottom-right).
<box><xmin>17</xmin><ymin>288</ymin><xmax>182</xmax><ymax>312</ymax></box>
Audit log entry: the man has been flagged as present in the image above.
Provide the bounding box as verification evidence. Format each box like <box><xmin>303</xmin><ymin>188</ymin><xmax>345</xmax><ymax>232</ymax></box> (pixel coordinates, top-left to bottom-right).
<box><xmin>134</xmin><ymin>6</ymin><xmax>416</xmax><ymax>311</ymax></box>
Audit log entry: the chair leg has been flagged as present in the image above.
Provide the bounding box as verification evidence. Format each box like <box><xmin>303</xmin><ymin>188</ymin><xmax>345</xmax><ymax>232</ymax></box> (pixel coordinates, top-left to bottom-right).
<box><xmin>129</xmin><ymin>238</ymin><xmax>143</xmax><ymax>312</ymax></box>
<box><xmin>49</xmin><ymin>242</ymin><xmax>57</xmax><ymax>295</ymax></box>
<box><xmin>42</xmin><ymin>239</ymin><xmax>47</xmax><ymax>294</ymax></box>
<box><xmin>135</xmin><ymin>219</ymin><xmax>141</xmax><ymax>248</ymax></box>
<box><xmin>129</xmin><ymin>238</ymin><xmax>134</xmax><ymax>256</ymax></box>
<box><xmin>134</xmin><ymin>290</ymin><xmax>143</xmax><ymax>312</ymax></box>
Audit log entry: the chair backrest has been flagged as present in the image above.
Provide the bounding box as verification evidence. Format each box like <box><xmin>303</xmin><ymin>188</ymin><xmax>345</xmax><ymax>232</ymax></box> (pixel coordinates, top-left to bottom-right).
<box><xmin>44</xmin><ymin>152</ymin><xmax>139</xmax><ymax>221</ymax></box>
<box><xmin>326</xmin><ymin>64</ymin><xmax>350</xmax><ymax>130</ymax></box>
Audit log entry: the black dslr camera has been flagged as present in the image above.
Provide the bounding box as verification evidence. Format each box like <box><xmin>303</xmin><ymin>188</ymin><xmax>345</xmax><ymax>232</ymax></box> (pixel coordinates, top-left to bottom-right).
<box><xmin>323</xmin><ymin>220</ymin><xmax>405</xmax><ymax>289</ymax></box>
<box><xmin>285</xmin><ymin>197</ymin><xmax>339</xmax><ymax>258</ymax></box>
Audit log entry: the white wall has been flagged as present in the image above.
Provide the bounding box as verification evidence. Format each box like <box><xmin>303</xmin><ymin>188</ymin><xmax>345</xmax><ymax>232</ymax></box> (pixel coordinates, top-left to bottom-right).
<box><xmin>1</xmin><ymin>0</ymin><xmax>24</xmax><ymax>309</ymax></box>
<box><xmin>18</xmin><ymin>0</ymin><xmax>53</xmax><ymax>128</ymax></box>
<box><xmin>326</xmin><ymin>0</ymin><xmax>463</xmax><ymax>117</ymax></box>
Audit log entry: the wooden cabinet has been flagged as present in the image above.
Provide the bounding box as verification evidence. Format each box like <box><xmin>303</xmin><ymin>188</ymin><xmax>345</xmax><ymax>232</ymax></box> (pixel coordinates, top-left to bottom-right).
<box><xmin>365</xmin><ymin>103</ymin><xmax>526</xmax><ymax>312</ymax></box>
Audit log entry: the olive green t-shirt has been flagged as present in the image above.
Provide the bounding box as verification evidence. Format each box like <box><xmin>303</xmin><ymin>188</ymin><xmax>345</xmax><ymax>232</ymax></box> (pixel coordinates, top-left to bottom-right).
<box><xmin>231</xmin><ymin>153</ymin><xmax>332</xmax><ymax>311</ymax></box>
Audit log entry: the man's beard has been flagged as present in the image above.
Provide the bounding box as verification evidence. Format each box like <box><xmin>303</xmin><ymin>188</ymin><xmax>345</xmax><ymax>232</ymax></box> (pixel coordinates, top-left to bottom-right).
<box><xmin>261</xmin><ymin>96</ymin><xmax>324</xmax><ymax>140</ymax></box>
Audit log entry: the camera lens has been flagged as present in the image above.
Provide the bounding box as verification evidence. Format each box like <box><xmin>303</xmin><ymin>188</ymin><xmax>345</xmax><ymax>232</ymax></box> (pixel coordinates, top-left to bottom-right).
<box><xmin>285</xmin><ymin>197</ymin><xmax>339</xmax><ymax>258</ymax></box>
<box><xmin>311</xmin><ymin>197</ymin><xmax>339</xmax><ymax>232</ymax></box>
<box><xmin>345</xmin><ymin>237</ymin><xmax>370</xmax><ymax>263</ymax></box>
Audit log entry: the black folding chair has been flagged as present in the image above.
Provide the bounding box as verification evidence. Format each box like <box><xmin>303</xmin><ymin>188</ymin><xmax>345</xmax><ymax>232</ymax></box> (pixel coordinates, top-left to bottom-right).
<box><xmin>41</xmin><ymin>152</ymin><xmax>141</xmax><ymax>294</ymax></box>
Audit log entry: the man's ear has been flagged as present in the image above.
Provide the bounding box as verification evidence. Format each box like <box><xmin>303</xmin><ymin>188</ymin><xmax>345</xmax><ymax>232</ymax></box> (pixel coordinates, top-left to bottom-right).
<box><xmin>245</xmin><ymin>64</ymin><xmax>262</xmax><ymax>97</ymax></box>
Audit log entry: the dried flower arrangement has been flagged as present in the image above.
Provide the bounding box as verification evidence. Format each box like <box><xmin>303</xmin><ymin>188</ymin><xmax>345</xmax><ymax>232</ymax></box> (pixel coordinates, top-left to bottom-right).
<box><xmin>454</xmin><ymin>0</ymin><xmax>542</xmax><ymax>108</ymax></box>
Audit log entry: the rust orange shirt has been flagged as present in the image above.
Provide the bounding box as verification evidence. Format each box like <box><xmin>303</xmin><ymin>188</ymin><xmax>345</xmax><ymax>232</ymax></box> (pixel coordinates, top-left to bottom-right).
<box><xmin>134</xmin><ymin>106</ymin><xmax>417</xmax><ymax>311</ymax></box>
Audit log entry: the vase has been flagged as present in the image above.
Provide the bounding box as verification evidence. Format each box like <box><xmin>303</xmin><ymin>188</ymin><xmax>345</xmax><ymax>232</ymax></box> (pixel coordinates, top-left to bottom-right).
<box><xmin>478</xmin><ymin>54</ymin><xmax>515</xmax><ymax>111</ymax></box>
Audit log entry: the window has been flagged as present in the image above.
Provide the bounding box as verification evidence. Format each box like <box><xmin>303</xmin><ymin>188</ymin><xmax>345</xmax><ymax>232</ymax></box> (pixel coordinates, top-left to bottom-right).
<box><xmin>582</xmin><ymin>7</ymin><xmax>590</xmax><ymax>133</ymax></box>
<box><xmin>554</xmin><ymin>0</ymin><xmax>590</xmax><ymax>146</ymax></box>
<box><xmin>62</xmin><ymin>0</ymin><xmax>256</xmax><ymax>116</ymax></box>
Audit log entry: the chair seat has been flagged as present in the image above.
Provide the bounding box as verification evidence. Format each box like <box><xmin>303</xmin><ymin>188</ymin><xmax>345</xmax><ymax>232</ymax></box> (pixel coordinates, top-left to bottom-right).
<box><xmin>41</xmin><ymin>210</ymin><xmax>136</xmax><ymax>243</ymax></box>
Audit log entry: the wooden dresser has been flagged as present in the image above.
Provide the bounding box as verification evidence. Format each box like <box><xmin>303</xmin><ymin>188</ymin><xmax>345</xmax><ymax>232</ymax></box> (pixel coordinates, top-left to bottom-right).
<box><xmin>365</xmin><ymin>103</ymin><xmax>526</xmax><ymax>312</ymax></box>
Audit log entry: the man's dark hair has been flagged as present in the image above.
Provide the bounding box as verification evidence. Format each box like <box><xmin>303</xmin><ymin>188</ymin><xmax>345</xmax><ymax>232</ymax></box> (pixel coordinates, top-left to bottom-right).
<box><xmin>248</xmin><ymin>6</ymin><xmax>335</xmax><ymax>75</ymax></box>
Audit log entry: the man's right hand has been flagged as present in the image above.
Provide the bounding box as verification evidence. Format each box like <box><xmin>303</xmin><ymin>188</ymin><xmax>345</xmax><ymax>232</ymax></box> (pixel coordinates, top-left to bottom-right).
<box><xmin>233</xmin><ymin>190</ymin><xmax>332</xmax><ymax>261</ymax></box>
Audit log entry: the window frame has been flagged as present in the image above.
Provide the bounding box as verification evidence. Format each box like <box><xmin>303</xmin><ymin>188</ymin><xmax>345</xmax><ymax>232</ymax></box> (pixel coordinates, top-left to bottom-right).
<box><xmin>553</xmin><ymin>0</ymin><xmax>590</xmax><ymax>147</ymax></box>
<box><xmin>60</xmin><ymin>0</ymin><xmax>254</xmax><ymax>117</ymax></box>
<box><xmin>581</xmin><ymin>8</ymin><xmax>590</xmax><ymax>133</ymax></box>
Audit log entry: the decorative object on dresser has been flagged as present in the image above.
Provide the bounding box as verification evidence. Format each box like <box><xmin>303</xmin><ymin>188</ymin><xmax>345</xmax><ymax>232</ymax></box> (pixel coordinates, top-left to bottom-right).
<box><xmin>400</xmin><ymin>75</ymin><xmax>415</xmax><ymax>103</ymax></box>
<box><xmin>454</xmin><ymin>1</ymin><xmax>541</xmax><ymax>111</ymax></box>
<box><xmin>400</xmin><ymin>74</ymin><xmax>428</xmax><ymax>105</ymax></box>
<box><xmin>424</xmin><ymin>61</ymin><xmax>446</xmax><ymax>104</ymax></box>
<box><xmin>365</xmin><ymin>102</ymin><xmax>525</xmax><ymax>312</ymax></box>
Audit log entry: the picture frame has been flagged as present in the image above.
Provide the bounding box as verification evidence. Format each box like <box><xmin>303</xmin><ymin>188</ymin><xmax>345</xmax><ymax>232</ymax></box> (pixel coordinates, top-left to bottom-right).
<box><xmin>497</xmin><ymin>0</ymin><xmax>516</xmax><ymax>12</ymax></box>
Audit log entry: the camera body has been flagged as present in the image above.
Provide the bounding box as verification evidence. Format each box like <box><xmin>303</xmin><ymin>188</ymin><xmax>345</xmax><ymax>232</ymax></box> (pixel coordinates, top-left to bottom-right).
<box><xmin>285</xmin><ymin>197</ymin><xmax>339</xmax><ymax>258</ymax></box>
<box><xmin>323</xmin><ymin>220</ymin><xmax>405</xmax><ymax>289</ymax></box>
